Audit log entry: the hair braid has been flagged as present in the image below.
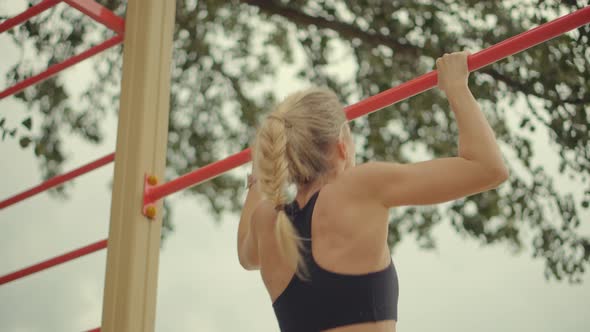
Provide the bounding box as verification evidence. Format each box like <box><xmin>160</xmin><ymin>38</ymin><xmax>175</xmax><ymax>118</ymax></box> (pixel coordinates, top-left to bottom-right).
<box><xmin>254</xmin><ymin>113</ymin><xmax>307</xmax><ymax>277</ymax></box>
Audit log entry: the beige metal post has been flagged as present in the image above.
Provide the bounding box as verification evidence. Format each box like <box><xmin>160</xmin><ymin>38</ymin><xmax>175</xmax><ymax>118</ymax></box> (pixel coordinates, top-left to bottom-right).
<box><xmin>100</xmin><ymin>0</ymin><xmax>175</xmax><ymax>331</ymax></box>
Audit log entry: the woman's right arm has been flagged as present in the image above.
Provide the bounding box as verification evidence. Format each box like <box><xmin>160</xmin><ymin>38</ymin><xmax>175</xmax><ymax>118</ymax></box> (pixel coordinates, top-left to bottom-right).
<box><xmin>352</xmin><ymin>51</ymin><xmax>509</xmax><ymax>208</ymax></box>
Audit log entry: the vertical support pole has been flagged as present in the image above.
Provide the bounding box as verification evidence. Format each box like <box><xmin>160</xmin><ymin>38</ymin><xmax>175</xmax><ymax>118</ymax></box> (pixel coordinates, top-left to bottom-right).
<box><xmin>100</xmin><ymin>0</ymin><xmax>175</xmax><ymax>331</ymax></box>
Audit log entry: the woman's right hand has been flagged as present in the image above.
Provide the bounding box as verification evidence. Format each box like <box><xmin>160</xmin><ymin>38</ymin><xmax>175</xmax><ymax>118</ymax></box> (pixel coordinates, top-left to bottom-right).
<box><xmin>436</xmin><ymin>51</ymin><xmax>470</xmax><ymax>93</ymax></box>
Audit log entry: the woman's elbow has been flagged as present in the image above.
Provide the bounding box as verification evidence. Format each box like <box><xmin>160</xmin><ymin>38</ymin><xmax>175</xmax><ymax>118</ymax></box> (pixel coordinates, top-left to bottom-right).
<box><xmin>237</xmin><ymin>246</ymin><xmax>259</xmax><ymax>270</ymax></box>
<box><xmin>237</xmin><ymin>246</ymin><xmax>250</xmax><ymax>270</ymax></box>
<box><xmin>489</xmin><ymin>165</ymin><xmax>510</xmax><ymax>188</ymax></box>
<box><xmin>238</xmin><ymin>257</ymin><xmax>259</xmax><ymax>271</ymax></box>
<box><xmin>238</xmin><ymin>255</ymin><xmax>251</xmax><ymax>270</ymax></box>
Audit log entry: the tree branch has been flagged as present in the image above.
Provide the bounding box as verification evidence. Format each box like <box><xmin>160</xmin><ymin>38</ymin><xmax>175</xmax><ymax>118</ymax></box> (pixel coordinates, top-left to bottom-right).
<box><xmin>239</xmin><ymin>0</ymin><xmax>589</xmax><ymax>106</ymax></box>
<box><xmin>480</xmin><ymin>67</ymin><xmax>590</xmax><ymax>105</ymax></box>
<box><xmin>238</xmin><ymin>0</ymin><xmax>420</xmax><ymax>57</ymax></box>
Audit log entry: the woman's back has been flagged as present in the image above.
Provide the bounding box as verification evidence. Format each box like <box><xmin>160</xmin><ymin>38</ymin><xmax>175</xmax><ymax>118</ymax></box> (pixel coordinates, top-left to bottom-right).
<box><xmin>257</xmin><ymin>168</ymin><xmax>398</xmax><ymax>332</ymax></box>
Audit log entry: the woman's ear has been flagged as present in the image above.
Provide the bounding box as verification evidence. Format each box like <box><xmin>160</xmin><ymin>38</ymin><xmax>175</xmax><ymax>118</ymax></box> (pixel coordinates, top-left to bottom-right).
<box><xmin>336</xmin><ymin>139</ymin><xmax>348</xmax><ymax>161</ymax></box>
<box><xmin>337</xmin><ymin>122</ymin><xmax>351</xmax><ymax>161</ymax></box>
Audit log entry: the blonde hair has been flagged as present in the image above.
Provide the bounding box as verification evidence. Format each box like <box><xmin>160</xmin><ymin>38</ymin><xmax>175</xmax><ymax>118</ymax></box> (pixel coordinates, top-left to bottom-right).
<box><xmin>253</xmin><ymin>87</ymin><xmax>348</xmax><ymax>277</ymax></box>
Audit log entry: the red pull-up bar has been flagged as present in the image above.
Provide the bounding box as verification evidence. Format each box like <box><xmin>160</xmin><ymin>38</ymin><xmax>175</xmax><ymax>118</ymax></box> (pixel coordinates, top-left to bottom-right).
<box><xmin>142</xmin><ymin>6</ymin><xmax>590</xmax><ymax>217</ymax></box>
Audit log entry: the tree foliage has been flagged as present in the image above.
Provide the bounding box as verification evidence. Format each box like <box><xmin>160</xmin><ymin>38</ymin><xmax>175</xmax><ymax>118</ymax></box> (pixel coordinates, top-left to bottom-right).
<box><xmin>2</xmin><ymin>0</ymin><xmax>589</xmax><ymax>282</ymax></box>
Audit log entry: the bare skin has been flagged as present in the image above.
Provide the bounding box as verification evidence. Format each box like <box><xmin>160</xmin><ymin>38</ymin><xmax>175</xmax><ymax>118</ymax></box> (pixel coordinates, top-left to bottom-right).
<box><xmin>238</xmin><ymin>51</ymin><xmax>509</xmax><ymax>331</ymax></box>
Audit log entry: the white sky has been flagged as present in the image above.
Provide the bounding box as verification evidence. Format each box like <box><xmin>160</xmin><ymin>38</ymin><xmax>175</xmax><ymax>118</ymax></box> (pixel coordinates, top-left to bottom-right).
<box><xmin>0</xmin><ymin>2</ymin><xmax>589</xmax><ymax>332</ymax></box>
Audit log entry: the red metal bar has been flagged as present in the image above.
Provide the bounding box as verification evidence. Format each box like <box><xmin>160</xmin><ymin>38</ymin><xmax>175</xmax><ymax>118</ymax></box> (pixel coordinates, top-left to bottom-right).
<box><xmin>64</xmin><ymin>0</ymin><xmax>125</xmax><ymax>35</ymax></box>
<box><xmin>0</xmin><ymin>239</ymin><xmax>107</xmax><ymax>286</ymax></box>
<box><xmin>143</xmin><ymin>149</ymin><xmax>252</xmax><ymax>207</ymax></box>
<box><xmin>0</xmin><ymin>35</ymin><xmax>123</xmax><ymax>100</ymax></box>
<box><xmin>0</xmin><ymin>153</ymin><xmax>114</xmax><ymax>210</ymax></box>
<box><xmin>0</xmin><ymin>0</ymin><xmax>62</xmax><ymax>33</ymax></box>
<box><xmin>143</xmin><ymin>6</ymin><xmax>590</xmax><ymax>207</ymax></box>
<box><xmin>85</xmin><ymin>329</ymin><xmax>100</xmax><ymax>332</ymax></box>
<box><xmin>345</xmin><ymin>6</ymin><xmax>590</xmax><ymax>120</ymax></box>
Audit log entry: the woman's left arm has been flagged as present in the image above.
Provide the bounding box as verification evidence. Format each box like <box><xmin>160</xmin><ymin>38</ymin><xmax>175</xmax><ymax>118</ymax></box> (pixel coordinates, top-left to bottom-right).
<box><xmin>237</xmin><ymin>173</ymin><xmax>262</xmax><ymax>270</ymax></box>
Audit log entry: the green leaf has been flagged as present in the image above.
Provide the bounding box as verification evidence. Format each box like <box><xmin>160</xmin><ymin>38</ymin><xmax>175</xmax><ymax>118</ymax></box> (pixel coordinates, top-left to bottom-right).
<box><xmin>19</xmin><ymin>136</ymin><xmax>32</xmax><ymax>148</ymax></box>
<box><xmin>34</xmin><ymin>143</ymin><xmax>42</xmax><ymax>156</ymax></box>
<box><xmin>21</xmin><ymin>117</ymin><xmax>32</xmax><ymax>130</ymax></box>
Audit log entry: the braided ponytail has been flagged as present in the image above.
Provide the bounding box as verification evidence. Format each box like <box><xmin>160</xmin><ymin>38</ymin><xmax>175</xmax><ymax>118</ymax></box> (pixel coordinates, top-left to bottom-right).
<box><xmin>254</xmin><ymin>112</ymin><xmax>307</xmax><ymax>277</ymax></box>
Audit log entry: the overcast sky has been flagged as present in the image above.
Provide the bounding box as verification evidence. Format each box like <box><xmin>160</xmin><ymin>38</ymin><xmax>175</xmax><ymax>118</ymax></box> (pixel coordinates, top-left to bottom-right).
<box><xmin>1</xmin><ymin>2</ymin><xmax>589</xmax><ymax>332</ymax></box>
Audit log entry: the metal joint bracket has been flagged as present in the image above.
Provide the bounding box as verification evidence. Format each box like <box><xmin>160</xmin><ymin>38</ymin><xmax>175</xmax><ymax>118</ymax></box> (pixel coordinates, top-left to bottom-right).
<box><xmin>142</xmin><ymin>174</ymin><xmax>159</xmax><ymax>219</ymax></box>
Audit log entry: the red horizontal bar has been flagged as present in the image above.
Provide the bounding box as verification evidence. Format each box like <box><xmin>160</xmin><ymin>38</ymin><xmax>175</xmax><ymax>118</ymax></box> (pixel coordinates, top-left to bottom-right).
<box><xmin>144</xmin><ymin>149</ymin><xmax>252</xmax><ymax>206</ymax></box>
<box><xmin>144</xmin><ymin>6</ymin><xmax>590</xmax><ymax>204</ymax></box>
<box><xmin>64</xmin><ymin>0</ymin><xmax>125</xmax><ymax>35</ymax></box>
<box><xmin>0</xmin><ymin>35</ymin><xmax>123</xmax><ymax>100</ymax></box>
<box><xmin>0</xmin><ymin>0</ymin><xmax>62</xmax><ymax>33</ymax></box>
<box><xmin>85</xmin><ymin>328</ymin><xmax>100</xmax><ymax>332</ymax></box>
<box><xmin>0</xmin><ymin>153</ymin><xmax>114</xmax><ymax>210</ymax></box>
<box><xmin>0</xmin><ymin>239</ymin><xmax>107</xmax><ymax>286</ymax></box>
<box><xmin>345</xmin><ymin>5</ymin><xmax>590</xmax><ymax>120</ymax></box>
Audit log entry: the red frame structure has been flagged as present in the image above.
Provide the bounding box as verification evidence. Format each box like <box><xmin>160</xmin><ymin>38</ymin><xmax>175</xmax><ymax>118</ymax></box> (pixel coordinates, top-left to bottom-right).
<box><xmin>0</xmin><ymin>1</ymin><xmax>124</xmax><ymax>330</ymax></box>
<box><xmin>0</xmin><ymin>239</ymin><xmax>107</xmax><ymax>286</ymax></box>
<box><xmin>0</xmin><ymin>2</ymin><xmax>589</xmax><ymax>331</ymax></box>
<box><xmin>0</xmin><ymin>35</ymin><xmax>123</xmax><ymax>99</ymax></box>
<box><xmin>63</xmin><ymin>0</ymin><xmax>125</xmax><ymax>34</ymax></box>
<box><xmin>0</xmin><ymin>0</ymin><xmax>62</xmax><ymax>33</ymax></box>
<box><xmin>0</xmin><ymin>0</ymin><xmax>125</xmax><ymax>99</ymax></box>
<box><xmin>0</xmin><ymin>0</ymin><xmax>125</xmax><ymax>209</ymax></box>
<box><xmin>0</xmin><ymin>153</ymin><xmax>114</xmax><ymax>209</ymax></box>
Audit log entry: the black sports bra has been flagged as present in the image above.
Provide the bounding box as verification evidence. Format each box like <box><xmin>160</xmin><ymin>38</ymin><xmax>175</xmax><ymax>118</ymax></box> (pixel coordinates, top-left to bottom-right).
<box><xmin>272</xmin><ymin>191</ymin><xmax>399</xmax><ymax>332</ymax></box>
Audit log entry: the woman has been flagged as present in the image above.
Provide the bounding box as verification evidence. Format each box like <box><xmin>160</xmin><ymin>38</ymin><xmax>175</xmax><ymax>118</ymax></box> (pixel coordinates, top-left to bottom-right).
<box><xmin>237</xmin><ymin>51</ymin><xmax>508</xmax><ymax>332</ymax></box>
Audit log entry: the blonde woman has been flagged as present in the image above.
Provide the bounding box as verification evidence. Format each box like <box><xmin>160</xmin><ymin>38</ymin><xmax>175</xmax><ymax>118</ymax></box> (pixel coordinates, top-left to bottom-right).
<box><xmin>237</xmin><ymin>51</ymin><xmax>508</xmax><ymax>332</ymax></box>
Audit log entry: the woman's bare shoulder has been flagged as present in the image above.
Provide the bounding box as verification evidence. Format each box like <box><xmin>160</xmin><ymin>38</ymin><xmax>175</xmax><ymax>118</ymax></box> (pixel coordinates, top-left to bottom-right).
<box><xmin>333</xmin><ymin>162</ymin><xmax>389</xmax><ymax>194</ymax></box>
<box><xmin>326</xmin><ymin>162</ymin><xmax>389</xmax><ymax>207</ymax></box>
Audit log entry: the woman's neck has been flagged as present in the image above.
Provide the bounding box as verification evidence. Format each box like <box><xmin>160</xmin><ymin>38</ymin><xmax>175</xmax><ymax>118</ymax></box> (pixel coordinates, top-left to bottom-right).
<box><xmin>295</xmin><ymin>168</ymin><xmax>342</xmax><ymax>206</ymax></box>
